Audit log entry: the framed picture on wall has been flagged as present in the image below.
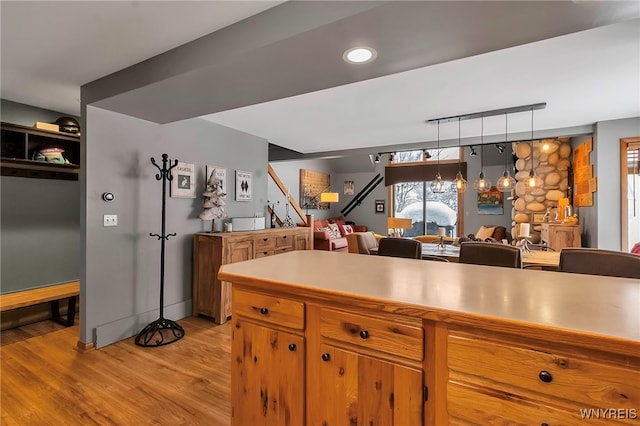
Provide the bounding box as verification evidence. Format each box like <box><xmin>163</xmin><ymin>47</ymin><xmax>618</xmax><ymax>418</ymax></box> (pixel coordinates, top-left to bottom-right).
<box><xmin>477</xmin><ymin>186</ymin><xmax>503</xmax><ymax>215</ymax></box>
<box><xmin>344</xmin><ymin>180</ymin><xmax>355</xmax><ymax>195</ymax></box>
<box><xmin>170</xmin><ymin>161</ymin><xmax>196</xmax><ymax>198</ymax></box>
<box><xmin>375</xmin><ymin>199</ymin><xmax>385</xmax><ymax>213</ymax></box>
<box><xmin>205</xmin><ymin>165</ymin><xmax>227</xmax><ymax>194</ymax></box>
<box><xmin>235</xmin><ymin>170</ymin><xmax>252</xmax><ymax>201</ymax></box>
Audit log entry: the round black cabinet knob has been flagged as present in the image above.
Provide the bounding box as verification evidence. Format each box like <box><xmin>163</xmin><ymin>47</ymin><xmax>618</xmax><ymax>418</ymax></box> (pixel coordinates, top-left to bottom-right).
<box><xmin>288</xmin><ymin>343</ymin><xmax>296</xmax><ymax>351</ymax></box>
<box><xmin>359</xmin><ymin>330</ymin><xmax>370</xmax><ymax>339</ymax></box>
<box><xmin>321</xmin><ymin>353</ymin><xmax>331</xmax><ymax>362</ymax></box>
<box><xmin>259</xmin><ymin>307</ymin><xmax>269</xmax><ymax>315</ymax></box>
<box><xmin>541</xmin><ymin>423</ymin><xmax>549</xmax><ymax>426</ymax></box>
<box><xmin>538</xmin><ymin>370</ymin><xmax>553</xmax><ymax>383</ymax></box>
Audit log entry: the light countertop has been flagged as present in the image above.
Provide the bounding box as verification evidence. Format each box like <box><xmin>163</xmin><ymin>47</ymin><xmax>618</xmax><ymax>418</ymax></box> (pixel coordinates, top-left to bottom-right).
<box><xmin>219</xmin><ymin>250</ymin><xmax>640</xmax><ymax>346</ymax></box>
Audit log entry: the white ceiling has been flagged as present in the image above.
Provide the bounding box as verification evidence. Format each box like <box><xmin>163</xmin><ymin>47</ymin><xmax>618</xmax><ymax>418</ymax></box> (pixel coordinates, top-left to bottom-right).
<box><xmin>1</xmin><ymin>1</ymin><xmax>639</xmax><ymax>158</ymax></box>
<box><xmin>203</xmin><ymin>19</ymin><xmax>640</xmax><ymax>153</ymax></box>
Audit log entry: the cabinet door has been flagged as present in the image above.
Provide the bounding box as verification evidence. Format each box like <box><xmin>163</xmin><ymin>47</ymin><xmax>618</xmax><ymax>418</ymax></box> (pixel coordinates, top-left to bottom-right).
<box><xmin>294</xmin><ymin>233</ymin><xmax>310</xmax><ymax>251</ymax></box>
<box><xmin>311</xmin><ymin>344</ymin><xmax>423</xmax><ymax>426</ymax></box>
<box><xmin>227</xmin><ymin>239</ymin><xmax>254</xmax><ymax>263</ymax></box>
<box><xmin>231</xmin><ymin>319</ymin><xmax>305</xmax><ymax>426</ymax></box>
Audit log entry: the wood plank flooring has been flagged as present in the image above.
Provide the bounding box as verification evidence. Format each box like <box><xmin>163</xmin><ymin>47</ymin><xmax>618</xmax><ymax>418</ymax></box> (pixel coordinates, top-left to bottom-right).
<box><xmin>1</xmin><ymin>316</ymin><xmax>232</xmax><ymax>425</ymax></box>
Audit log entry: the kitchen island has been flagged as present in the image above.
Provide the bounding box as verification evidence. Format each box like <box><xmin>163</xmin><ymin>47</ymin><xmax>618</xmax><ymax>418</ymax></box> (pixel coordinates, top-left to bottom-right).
<box><xmin>219</xmin><ymin>250</ymin><xmax>640</xmax><ymax>425</ymax></box>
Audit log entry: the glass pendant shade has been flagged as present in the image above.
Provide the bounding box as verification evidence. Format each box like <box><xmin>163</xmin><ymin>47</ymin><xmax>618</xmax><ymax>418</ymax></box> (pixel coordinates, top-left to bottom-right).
<box><xmin>431</xmin><ymin>120</ymin><xmax>445</xmax><ymax>193</ymax></box>
<box><xmin>453</xmin><ymin>170</ymin><xmax>467</xmax><ymax>192</ymax></box>
<box><xmin>497</xmin><ymin>171</ymin><xmax>516</xmax><ymax>192</ymax></box>
<box><xmin>431</xmin><ymin>172</ymin><xmax>446</xmax><ymax>193</ymax></box>
<box><xmin>525</xmin><ymin>169</ymin><xmax>543</xmax><ymax>191</ymax></box>
<box><xmin>474</xmin><ymin>171</ymin><xmax>491</xmax><ymax>192</ymax></box>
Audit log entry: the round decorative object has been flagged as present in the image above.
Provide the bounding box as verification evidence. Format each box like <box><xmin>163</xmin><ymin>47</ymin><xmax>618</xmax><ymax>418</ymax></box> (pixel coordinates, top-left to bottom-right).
<box><xmin>55</xmin><ymin>116</ymin><xmax>80</xmax><ymax>134</ymax></box>
<box><xmin>32</xmin><ymin>147</ymin><xmax>68</xmax><ymax>164</ymax></box>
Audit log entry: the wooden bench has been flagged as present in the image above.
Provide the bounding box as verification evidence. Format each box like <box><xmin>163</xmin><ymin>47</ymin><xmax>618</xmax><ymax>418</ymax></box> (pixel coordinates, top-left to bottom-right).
<box><xmin>0</xmin><ymin>281</ymin><xmax>79</xmax><ymax>327</ymax></box>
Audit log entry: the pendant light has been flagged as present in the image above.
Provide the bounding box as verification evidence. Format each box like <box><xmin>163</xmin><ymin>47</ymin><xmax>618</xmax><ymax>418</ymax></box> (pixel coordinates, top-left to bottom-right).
<box><xmin>452</xmin><ymin>117</ymin><xmax>467</xmax><ymax>192</ymax></box>
<box><xmin>473</xmin><ymin>116</ymin><xmax>491</xmax><ymax>192</ymax></box>
<box><xmin>525</xmin><ymin>107</ymin><xmax>542</xmax><ymax>191</ymax></box>
<box><xmin>430</xmin><ymin>120</ymin><xmax>445</xmax><ymax>193</ymax></box>
<box><xmin>497</xmin><ymin>113</ymin><xmax>516</xmax><ymax>192</ymax></box>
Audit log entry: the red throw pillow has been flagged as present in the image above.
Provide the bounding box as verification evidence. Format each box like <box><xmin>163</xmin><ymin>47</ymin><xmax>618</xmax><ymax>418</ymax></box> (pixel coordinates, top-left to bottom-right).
<box><xmin>339</xmin><ymin>224</ymin><xmax>354</xmax><ymax>237</ymax></box>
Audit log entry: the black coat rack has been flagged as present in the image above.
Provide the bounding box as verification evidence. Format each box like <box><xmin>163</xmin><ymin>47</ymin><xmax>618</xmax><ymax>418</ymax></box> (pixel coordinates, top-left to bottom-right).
<box><xmin>135</xmin><ymin>154</ymin><xmax>185</xmax><ymax>347</ymax></box>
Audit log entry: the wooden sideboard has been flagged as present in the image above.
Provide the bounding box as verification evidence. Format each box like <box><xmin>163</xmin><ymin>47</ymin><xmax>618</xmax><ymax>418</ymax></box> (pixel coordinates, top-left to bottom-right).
<box><xmin>219</xmin><ymin>251</ymin><xmax>640</xmax><ymax>425</ymax></box>
<box><xmin>192</xmin><ymin>227</ymin><xmax>311</xmax><ymax>324</ymax></box>
<box><xmin>540</xmin><ymin>223</ymin><xmax>581</xmax><ymax>251</ymax></box>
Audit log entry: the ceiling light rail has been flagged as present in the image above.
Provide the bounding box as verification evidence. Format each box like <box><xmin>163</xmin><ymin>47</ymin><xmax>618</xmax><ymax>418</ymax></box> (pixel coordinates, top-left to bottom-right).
<box><xmin>425</xmin><ymin>102</ymin><xmax>546</xmax><ymax>124</ymax></box>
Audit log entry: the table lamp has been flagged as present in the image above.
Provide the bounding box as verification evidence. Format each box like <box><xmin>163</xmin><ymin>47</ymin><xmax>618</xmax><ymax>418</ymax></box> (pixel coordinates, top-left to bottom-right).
<box><xmin>387</xmin><ymin>217</ymin><xmax>412</xmax><ymax>237</ymax></box>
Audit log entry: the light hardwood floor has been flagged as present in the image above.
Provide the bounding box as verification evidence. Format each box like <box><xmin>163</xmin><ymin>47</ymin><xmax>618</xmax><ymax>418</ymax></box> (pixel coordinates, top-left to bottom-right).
<box><xmin>1</xmin><ymin>316</ymin><xmax>232</xmax><ymax>425</ymax></box>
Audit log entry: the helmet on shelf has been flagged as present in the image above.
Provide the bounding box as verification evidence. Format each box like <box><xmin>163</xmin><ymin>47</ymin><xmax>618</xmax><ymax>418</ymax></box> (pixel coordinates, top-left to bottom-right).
<box><xmin>55</xmin><ymin>116</ymin><xmax>80</xmax><ymax>134</ymax></box>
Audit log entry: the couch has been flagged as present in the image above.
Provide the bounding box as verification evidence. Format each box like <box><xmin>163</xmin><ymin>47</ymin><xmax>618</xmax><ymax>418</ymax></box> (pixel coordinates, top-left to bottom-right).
<box><xmin>312</xmin><ymin>216</ymin><xmax>367</xmax><ymax>252</ymax></box>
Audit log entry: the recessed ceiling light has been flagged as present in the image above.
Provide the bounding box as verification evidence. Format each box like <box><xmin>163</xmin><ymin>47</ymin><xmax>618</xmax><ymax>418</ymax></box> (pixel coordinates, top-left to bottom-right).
<box><xmin>343</xmin><ymin>47</ymin><xmax>377</xmax><ymax>64</ymax></box>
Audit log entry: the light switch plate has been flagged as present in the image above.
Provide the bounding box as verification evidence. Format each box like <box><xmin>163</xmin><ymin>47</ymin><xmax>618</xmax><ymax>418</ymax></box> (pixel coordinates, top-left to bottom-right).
<box><xmin>103</xmin><ymin>214</ymin><xmax>118</xmax><ymax>227</ymax></box>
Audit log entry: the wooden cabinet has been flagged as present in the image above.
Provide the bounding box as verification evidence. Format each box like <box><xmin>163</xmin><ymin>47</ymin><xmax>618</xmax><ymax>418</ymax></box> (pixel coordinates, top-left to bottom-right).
<box><xmin>192</xmin><ymin>227</ymin><xmax>311</xmax><ymax>324</ymax></box>
<box><xmin>221</xmin><ymin>251</ymin><xmax>640</xmax><ymax>426</ymax></box>
<box><xmin>1</xmin><ymin>121</ymin><xmax>80</xmax><ymax>180</ymax></box>
<box><xmin>231</xmin><ymin>289</ymin><xmax>426</xmax><ymax>426</ymax></box>
<box><xmin>540</xmin><ymin>223</ymin><xmax>581</xmax><ymax>251</ymax></box>
<box><xmin>445</xmin><ymin>328</ymin><xmax>639</xmax><ymax>425</ymax></box>
<box><xmin>308</xmin><ymin>306</ymin><xmax>425</xmax><ymax>425</ymax></box>
<box><xmin>232</xmin><ymin>288</ymin><xmax>305</xmax><ymax>425</ymax></box>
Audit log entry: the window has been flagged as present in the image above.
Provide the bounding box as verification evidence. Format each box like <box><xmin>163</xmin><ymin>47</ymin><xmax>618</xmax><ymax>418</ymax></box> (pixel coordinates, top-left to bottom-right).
<box><xmin>390</xmin><ymin>148</ymin><xmax>463</xmax><ymax>237</ymax></box>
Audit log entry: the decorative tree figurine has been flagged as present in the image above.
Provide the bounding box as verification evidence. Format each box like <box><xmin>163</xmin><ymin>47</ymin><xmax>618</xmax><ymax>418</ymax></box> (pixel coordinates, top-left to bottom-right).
<box><xmin>199</xmin><ymin>169</ymin><xmax>227</xmax><ymax>231</ymax></box>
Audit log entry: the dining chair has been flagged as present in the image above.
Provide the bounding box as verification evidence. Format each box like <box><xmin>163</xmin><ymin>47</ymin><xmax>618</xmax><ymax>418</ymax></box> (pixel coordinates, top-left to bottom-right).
<box><xmin>377</xmin><ymin>238</ymin><xmax>421</xmax><ymax>259</ymax></box>
<box><xmin>559</xmin><ymin>248</ymin><xmax>640</xmax><ymax>279</ymax></box>
<box><xmin>421</xmin><ymin>254</ymin><xmax>450</xmax><ymax>262</ymax></box>
<box><xmin>459</xmin><ymin>242</ymin><xmax>523</xmax><ymax>268</ymax></box>
<box><xmin>346</xmin><ymin>232</ymin><xmax>379</xmax><ymax>255</ymax></box>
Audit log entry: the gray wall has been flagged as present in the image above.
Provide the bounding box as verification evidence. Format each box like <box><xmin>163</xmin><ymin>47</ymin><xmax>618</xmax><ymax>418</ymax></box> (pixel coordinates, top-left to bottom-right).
<box><xmin>1</xmin><ymin>100</ymin><xmax>80</xmax><ymax>294</ymax></box>
<box><xmin>82</xmin><ymin>106</ymin><xmax>268</xmax><ymax>347</ymax></box>
<box><xmin>268</xmin><ymin>159</ymin><xmax>336</xmax><ymax>223</ymax></box>
<box><xmin>271</xmin><ymin>150</ymin><xmax>514</xmax><ymax>238</ymax></box>
<box><xmin>585</xmin><ymin>117</ymin><xmax>640</xmax><ymax>250</ymax></box>
<box><xmin>462</xmin><ymin>146</ymin><xmax>513</xmax><ymax>237</ymax></box>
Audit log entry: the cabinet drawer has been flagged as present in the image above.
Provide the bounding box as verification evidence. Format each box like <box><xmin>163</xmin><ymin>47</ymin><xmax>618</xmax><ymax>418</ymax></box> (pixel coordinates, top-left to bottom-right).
<box><xmin>448</xmin><ymin>381</ymin><xmax>615</xmax><ymax>426</ymax></box>
<box><xmin>541</xmin><ymin>225</ymin><xmax>549</xmax><ymax>243</ymax></box>
<box><xmin>275</xmin><ymin>235</ymin><xmax>292</xmax><ymax>248</ymax></box>
<box><xmin>254</xmin><ymin>250</ymin><xmax>275</xmax><ymax>258</ymax></box>
<box><xmin>233</xmin><ymin>288</ymin><xmax>305</xmax><ymax>330</ymax></box>
<box><xmin>448</xmin><ymin>333</ymin><xmax>640</xmax><ymax>410</ymax></box>
<box><xmin>319</xmin><ymin>308</ymin><xmax>423</xmax><ymax>361</ymax></box>
<box><xmin>275</xmin><ymin>246</ymin><xmax>294</xmax><ymax>255</ymax></box>
<box><xmin>254</xmin><ymin>236</ymin><xmax>275</xmax><ymax>251</ymax></box>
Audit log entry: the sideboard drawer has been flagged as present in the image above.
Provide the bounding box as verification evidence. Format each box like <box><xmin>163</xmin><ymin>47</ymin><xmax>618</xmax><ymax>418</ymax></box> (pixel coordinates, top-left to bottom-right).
<box><xmin>275</xmin><ymin>235</ymin><xmax>292</xmax><ymax>248</ymax></box>
<box><xmin>233</xmin><ymin>288</ymin><xmax>305</xmax><ymax>330</ymax></box>
<box><xmin>447</xmin><ymin>332</ymin><xmax>640</xmax><ymax>410</ymax></box>
<box><xmin>254</xmin><ymin>250</ymin><xmax>274</xmax><ymax>258</ymax></box>
<box><xmin>319</xmin><ymin>307</ymin><xmax>423</xmax><ymax>361</ymax></box>
<box><xmin>255</xmin><ymin>236</ymin><xmax>275</xmax><ymax>251</ymax></box>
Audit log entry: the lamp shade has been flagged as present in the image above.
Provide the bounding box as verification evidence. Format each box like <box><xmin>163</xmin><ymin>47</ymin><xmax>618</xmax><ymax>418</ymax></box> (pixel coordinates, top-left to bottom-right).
<box><xmin>387</xmin><ymin>217</ymin><xmax>412</xmax><ymax>229</ymax></box>
<box><xmin>319</xmin><ymin>192</ymin><xmax>339</xmax><ymax>203</ymax></box>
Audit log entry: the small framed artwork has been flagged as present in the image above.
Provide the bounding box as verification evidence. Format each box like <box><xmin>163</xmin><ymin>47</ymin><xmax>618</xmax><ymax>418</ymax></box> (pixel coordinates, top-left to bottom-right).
<box><xmin>171</xmin><ymin>161</ymin><xmax>196</xmax><ymax>198</ymax></box>
<box><xmin>235</xmin><ymin>170</ymin><xmax>252</xmax><ymax>201</ymax></box>
<box><xmin>532</xmin><ymin>213</ymin><xmax>546</xmax><ymax>224</ymax></box>
<box><xmin>344</xmin><ymin>180</ymin><xmax>355</xmax><ymax>195</ymax></box>
<box><xmin>206</xmin><ymin>165</ymin><xmax>227</xmax><ymax>194</ymax></box>
<box><xmin>375</xmin><ymin>199</ymin><xmax>385</xmax><ymax>213</ymax></box>
<box><xmin>477</xmin><ymin>186</ymin><xmax>503</xmax><ymax>215</ymax></box>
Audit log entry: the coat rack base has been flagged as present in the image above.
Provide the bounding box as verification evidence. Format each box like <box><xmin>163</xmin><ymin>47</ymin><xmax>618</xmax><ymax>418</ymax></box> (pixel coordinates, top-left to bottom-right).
<box><xmin>134</xmin><ymin>317</ymin><xmax>185</xmax><ymax>347</ymax></box>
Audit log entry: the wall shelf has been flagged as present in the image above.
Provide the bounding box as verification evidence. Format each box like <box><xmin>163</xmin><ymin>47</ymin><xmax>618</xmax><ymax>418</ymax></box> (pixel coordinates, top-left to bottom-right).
<box><xmin>1</xmin><ymin>121</ymin><xmax>80</xmax><ymax>180</ymax></box>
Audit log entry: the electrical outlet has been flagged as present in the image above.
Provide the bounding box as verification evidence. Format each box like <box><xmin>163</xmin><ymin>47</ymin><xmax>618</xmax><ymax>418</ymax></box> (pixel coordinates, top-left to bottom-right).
<box><xmin>103</xmin><ymin>214</ymin><xmax>118</xmax><ymax>227</ymax></box>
